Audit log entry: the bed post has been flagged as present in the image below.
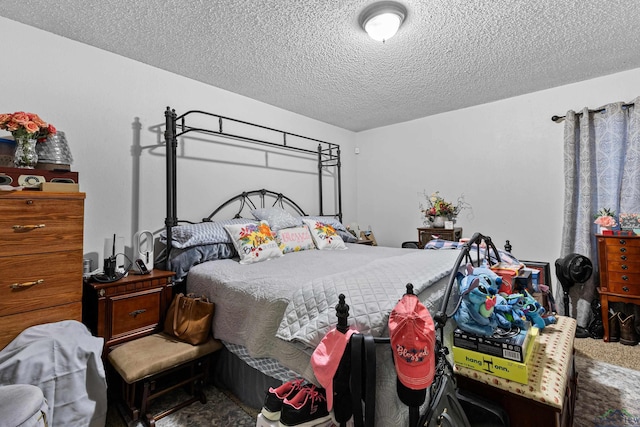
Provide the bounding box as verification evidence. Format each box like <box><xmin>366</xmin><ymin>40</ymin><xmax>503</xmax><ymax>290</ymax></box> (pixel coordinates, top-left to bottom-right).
<box><xmin>164</xmin><ymin>107</ymin><xmax>178</xmax><ymax>268</ymax></box>
<box><xmin>337</xmin><ymin>147</ymin><xmax>342</xmax><ymax>222</ymax></box>
<box><xmin>317</xmin><ymin>144</ymin><xmax>324</xmax><ymax>215</ymax></box>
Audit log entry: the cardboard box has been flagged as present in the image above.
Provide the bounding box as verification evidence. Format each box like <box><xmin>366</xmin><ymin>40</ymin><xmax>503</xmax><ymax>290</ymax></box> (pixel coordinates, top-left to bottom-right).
<box><xmin>39</xmin><ymin>182</ymin><xmax>80</xmax><ymax>192</ymax></box>
<box><xmin>453</xmin><ymin>326</ymin><xmax>537</xmax><ymax>363</ymax></box>
<box><xmin>453</xmin><ymin>340</ymin><xmax>536</xmax><ymax>384</ymax></box>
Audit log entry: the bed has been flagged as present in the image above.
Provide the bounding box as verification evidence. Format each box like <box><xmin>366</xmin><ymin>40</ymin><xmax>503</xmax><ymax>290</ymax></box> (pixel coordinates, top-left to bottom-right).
<box><xmin>159</xmin><ymin>107</ymin><xmax>495</xmax><ymax>426</ymax></box>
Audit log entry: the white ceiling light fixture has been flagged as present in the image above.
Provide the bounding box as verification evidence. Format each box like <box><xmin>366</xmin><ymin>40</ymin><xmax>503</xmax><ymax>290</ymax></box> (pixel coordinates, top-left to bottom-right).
<box><xmin>359</xmin><ymin>1</ymin><xmax>407</xmax><ymax>43</ymax></box>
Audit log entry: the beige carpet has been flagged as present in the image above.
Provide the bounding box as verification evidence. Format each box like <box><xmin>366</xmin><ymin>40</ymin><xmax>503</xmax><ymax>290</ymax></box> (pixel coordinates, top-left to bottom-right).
<box><xmin>574</xmin><ymin>337</ymin><xmax>640</xmax><ymax>371</ymax></box>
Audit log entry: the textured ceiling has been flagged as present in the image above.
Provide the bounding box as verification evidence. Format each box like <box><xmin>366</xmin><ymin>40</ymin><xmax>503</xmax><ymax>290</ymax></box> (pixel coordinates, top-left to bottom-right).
<box><xmin>2</xmin><ymin>0</ymin><xmax>640</xmax><ymax>131</ymax></box>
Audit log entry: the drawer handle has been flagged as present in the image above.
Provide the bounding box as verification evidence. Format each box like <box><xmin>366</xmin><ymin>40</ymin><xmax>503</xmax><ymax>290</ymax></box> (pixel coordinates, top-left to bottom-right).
<box><xmin>12</xmin><ymin>224</ymin><xmax>46</xmax><ymax>232</ymax></box>
<box><xmin>621</xmin><ymin>255</ymin><xmax>628</xmax><ymax>261</ymax></box>
<box><xmin>129</xmin><ymin>309</ymin><xmax>147</xmax><ymax>318</ymax></box>
<box><xmin>9</xmin><ymin>279</ymin><xmax>44</xmax><ymax>289</ymax></box>
<box><xmin>620</xmin><ymin>247</ymin><xmax>627</xmax><ymax>253</ymax></box>
<box><xmin>619</xmin><ymin>239</ymin><xmax>627</xmax><ymax>245</ymax></box>
<box><xmin>622</xmin><ymin>264</ymin><xmax>628</xmax><ymax>270</ymax></box>
<box><xmin>622</xmin><ymin>275</ymin><xmax>629</xmax><ymax>281</ymax></box>
<box><xmin>623</xmin><ymin>286</ymin><xmax>630</xmax><ymax>292</ymax></box>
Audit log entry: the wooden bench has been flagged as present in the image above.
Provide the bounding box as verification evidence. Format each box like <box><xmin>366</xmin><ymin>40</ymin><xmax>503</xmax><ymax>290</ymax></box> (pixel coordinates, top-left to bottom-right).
<box><xmin>108</xmin><ymin>332</ymin><xmax>223</xmax><ymax>426</ymax></box>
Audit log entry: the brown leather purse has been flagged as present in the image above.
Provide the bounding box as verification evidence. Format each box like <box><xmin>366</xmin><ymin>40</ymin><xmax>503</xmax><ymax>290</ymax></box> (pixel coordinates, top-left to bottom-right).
<box><xmin>164</xmin><ymin>293</ymin><xmax>215</xmax><ymax>345</ymax></box>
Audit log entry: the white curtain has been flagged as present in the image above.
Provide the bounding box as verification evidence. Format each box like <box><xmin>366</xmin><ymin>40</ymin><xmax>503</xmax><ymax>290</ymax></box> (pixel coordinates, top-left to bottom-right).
<box><xmin>560</xmin><ymin>96</ymin><xmax>640</xmax><ymax>328</ymax></box>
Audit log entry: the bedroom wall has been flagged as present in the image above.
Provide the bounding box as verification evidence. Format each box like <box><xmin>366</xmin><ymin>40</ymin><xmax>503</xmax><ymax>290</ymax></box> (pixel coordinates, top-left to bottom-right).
<box><xmin>0</xmin><ymin>17</ymin><xmax>357</xmax><ymax>268</ymax></box>
<box><xmin>354</xmin><ymin>68</ymin><xmax>640</xmax><ymax>264</ymax></box>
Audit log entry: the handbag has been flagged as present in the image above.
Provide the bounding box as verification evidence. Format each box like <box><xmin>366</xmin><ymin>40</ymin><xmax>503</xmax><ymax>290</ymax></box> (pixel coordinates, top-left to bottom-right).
<box><xmin>419</xmin><ymin>343</ymin><xmax>471</xmax><ymax>427</ymax></box>
<box><xmin>163</xmin><ymin>293</ymin><xmax>215</xmax><ymax>345</ymax></box>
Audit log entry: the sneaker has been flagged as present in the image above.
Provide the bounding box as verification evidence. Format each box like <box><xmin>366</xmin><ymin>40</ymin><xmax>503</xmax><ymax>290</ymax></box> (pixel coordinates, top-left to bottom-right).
<box><xmin>279</xmin><ymin>384</ymin><xmax>332</xmax><ymax>427</ymax></box>
<box><xmin>262</xmin><ymin>378</ymin><xmax>305</xmax><ymax>421</ymax></box>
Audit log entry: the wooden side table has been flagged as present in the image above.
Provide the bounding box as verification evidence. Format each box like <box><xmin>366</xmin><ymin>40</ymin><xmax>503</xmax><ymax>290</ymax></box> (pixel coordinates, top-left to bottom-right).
<box><xmin>596</xmin><ymin>234</ymin><xmax>640</xmax><ymax>341</ymax></box>
<box><xmin>82</xmin><ymin>269</ymin><xmax>174</xmax><ymax>353</ymax></box>
<box><xmin>455</xmin><ymin>317</ymin><xmax>577</xmax><ymax>427</ymax></box>
<box><xmin>417</xmin><ymin>227</ymin><xmax>462</xmax><ymax>248</ymax></box>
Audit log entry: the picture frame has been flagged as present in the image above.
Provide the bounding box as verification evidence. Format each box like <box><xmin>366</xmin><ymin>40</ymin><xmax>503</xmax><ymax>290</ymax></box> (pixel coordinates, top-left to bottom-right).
<box><xmin>520</xmin><ymin>260</ymin><xmax>552</xmax><ymax>289</ymax></box>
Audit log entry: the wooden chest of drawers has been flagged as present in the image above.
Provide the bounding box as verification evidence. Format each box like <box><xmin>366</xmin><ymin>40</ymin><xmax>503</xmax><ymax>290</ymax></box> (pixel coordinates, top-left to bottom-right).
<box><xmin>597</xmin><ymin>234</ymin><xmax>640</xmax><ymax>341</ymax></box>
<box><xmin>82</xmin><ymin>270</ymin><xmax>174</xmax><ymax>353</ymax></box>
<box><xmin>417</xmin><ymin>227</ymin><xmax>462</xmax><ymax>248</ymax></box>
<box><xmin>0</xmin><ymin>191</ymin><xmax>85</xmax><ymax>350</ymax></box>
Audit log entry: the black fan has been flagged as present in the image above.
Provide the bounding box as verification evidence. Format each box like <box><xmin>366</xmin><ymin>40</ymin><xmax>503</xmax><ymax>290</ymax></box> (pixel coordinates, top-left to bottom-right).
<box><xmin>555</xmin><ymin>253</ymin><xmax>593</xmax><ymax>338</ymax></box>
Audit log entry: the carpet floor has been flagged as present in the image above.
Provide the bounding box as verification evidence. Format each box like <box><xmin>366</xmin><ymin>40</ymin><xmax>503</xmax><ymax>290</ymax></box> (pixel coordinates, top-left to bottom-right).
<box><xmin>106</xmin><ymin>337</ymin><xmax>640</xmax><ymax>426</ymax></box>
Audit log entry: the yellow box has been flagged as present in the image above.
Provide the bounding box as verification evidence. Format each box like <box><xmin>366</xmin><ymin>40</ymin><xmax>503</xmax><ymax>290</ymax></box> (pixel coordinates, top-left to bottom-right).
<box><xmin>453</xmin><ymin>340</ymin><xmax>536</xmax><ymax>384</ymax></box>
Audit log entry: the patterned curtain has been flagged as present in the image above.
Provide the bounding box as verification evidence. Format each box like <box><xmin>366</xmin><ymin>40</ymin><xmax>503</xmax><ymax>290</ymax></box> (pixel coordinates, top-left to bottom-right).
<box><xmin>560</xmin><ymin>96</ymin><xmax>640</xmax><ymax>328</ymax></box>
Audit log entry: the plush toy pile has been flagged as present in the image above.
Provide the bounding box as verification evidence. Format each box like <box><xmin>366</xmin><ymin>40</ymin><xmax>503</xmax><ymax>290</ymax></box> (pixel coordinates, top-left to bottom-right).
<box><xmin>453</xmin><ymin>262</ymin><xmax>556</xmax><ymax>337</ymax></box>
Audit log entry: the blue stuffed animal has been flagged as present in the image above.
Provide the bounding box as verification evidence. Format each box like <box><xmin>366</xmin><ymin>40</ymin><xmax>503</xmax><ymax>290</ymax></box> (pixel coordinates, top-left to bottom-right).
<box><xmin>522</xmin><ymin>290</ymin><xmax>556</xmax><ymax>329</ymax></box>
<box><xmin>454</xmin><ymin>264</ymin><xmax>499</xmax><ymax>336</ymax></box>
<box><xmin>493</xmin><ymin>293</ymin><xmax>528</xmax><ymax>329</ymax></box>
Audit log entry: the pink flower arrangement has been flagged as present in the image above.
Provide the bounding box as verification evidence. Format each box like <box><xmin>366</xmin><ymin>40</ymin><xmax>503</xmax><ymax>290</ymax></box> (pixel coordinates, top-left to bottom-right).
<box><xmin>594</xmin><ymin>208</ymin><xmax>617</xmax><ymax>228</ymax></box>
<box><xmin>0</xmin><ymin>111</ymin><xmax>56</xmax><ymax>141</ymax></box>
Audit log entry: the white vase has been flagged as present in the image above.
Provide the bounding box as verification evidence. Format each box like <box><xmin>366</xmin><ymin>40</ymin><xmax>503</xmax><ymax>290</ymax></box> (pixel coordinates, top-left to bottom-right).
<box><xmin>433</xmin><ymin>216</ymin><xmax>446</xmax><ymax>228</ymax></box>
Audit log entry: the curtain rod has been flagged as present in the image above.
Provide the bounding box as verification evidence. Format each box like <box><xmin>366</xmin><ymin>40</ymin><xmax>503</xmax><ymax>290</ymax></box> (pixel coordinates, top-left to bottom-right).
<box><xmin>551</xmin><ymin>102</ymin><xmax>635</xmax><ymax>122</ymax></box>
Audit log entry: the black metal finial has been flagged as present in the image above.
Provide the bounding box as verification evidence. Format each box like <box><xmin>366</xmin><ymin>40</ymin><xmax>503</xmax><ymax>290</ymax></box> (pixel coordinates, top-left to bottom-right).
<box><xmin>405</xmin><ymin>283</ymin><xmax>414</xmax><ymax>295</ymax></box>
<box><xmin>336</xmin><ymin>294</ymin><xmax>350</xmax><ymax>333</ymax></box>
<box><xmin>505</xmin><ymin>240</ymin><xmax>512</xmax><ymax>253</ymax></box>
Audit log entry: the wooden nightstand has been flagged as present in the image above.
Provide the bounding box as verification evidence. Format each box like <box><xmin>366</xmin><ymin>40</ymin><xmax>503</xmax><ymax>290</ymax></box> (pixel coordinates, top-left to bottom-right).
<box><xmin>82</xmin><ymin>269</ymin><xmax>174</xmax><ymax>353</ymax></box>
<box><xmin>417</xmin><ymin>227</ymin><xmax>462</xmax><ymax>248</ymax></box>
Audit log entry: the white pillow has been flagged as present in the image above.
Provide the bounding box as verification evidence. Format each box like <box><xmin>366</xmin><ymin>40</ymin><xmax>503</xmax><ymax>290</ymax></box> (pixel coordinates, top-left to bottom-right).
<box><xmin>277</xmin><ymin>226</ymin><xmax>317</xmax><ymax>254</ymax></box>
<box><xmin>224</xmin><ymin>221</ymin><xmax>283</xmax><ymax>264</ymax></box>
<box><xmin>251</xmin><ymin>207</ymin><xmax>302</xmax><ymax>232</ymax></box>
<box><xmin>302</xmin><ymin>219</ymin><xmax>347</xmax><ymax>251</ymax></box>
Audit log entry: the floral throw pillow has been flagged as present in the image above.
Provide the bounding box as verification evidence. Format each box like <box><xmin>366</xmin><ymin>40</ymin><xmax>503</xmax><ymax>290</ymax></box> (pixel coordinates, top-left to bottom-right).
<box><xmin>277</xmin><ymin>226</ymin><xmax>316</xmax><ymax>254</ymax></box>
<box><xmin>302</xmin><ymin>219</ymin><xmax>347</xmax><ymax>250</ymax></box>
<box><xmin>224</xmin><ymin>221</ymin><xmax>283</xmax><ymax>264</ymax></box>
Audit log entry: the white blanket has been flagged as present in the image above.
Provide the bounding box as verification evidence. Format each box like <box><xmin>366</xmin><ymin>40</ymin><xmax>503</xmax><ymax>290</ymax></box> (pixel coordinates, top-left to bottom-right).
<box><xmin>0</xmin><ymin>321</ymin><xmax>107</xmax><ymax>427</ymax></box>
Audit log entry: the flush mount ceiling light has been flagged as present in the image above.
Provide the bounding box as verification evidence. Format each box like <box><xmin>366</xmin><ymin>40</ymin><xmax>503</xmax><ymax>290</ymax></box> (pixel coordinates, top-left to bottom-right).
<box><xmin>359</xmin><ymin>1</ymin><xmax>407</xmax><ymax>43</ymax></box>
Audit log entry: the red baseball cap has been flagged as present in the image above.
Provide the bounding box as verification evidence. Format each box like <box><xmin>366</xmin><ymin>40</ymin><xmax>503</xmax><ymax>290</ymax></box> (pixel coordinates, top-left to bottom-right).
<box><xmin>311</xmin><ymin>327</ymin><xmax>357</xmax><ymax>410</ymax></box>
<box><xmin>388</xmin><ymin>294</ymin><xmax>435</xmax><ymax>390</ymax></box>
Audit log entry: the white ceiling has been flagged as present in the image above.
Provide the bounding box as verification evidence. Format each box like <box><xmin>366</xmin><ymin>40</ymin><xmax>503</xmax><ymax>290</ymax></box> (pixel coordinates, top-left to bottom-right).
<box><xmin>2</xmin><ymin>0</ymin><xmax>640</xmax><ymax>131</ymax></box>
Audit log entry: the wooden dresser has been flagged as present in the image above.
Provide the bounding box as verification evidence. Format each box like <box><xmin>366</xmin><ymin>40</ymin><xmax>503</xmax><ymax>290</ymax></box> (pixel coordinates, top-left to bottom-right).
<box><xmin>597</xmin><ymin>234</ymin><xmax>640</xmax><ymax>341</ymax></box>
<box><xmin>0</xmin><ymin>191</ymin><xmax>85</xmax><ymax>350</ymax></box>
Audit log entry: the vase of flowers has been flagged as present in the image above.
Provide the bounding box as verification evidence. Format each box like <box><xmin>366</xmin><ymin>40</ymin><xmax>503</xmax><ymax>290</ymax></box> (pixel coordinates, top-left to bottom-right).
<box><xmin>594</xmin><ymin>208</ymin><xmax>617</xmax><ymax>234</ymax></box>
<box><xmin>0</xmin><ymin>111</ymin><xmax>56</xmax><ymax>169</ymax></box>
<box><xmin>420</xmin><ymin>190</ymin><xmax>470</xmax><ymax>227</ymax></box>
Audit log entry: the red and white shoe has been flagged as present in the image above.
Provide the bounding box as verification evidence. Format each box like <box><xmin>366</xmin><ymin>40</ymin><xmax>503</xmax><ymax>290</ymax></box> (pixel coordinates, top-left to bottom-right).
<box><xmin>261</xmin><ymin>378</ymin><xmax>306</xmax><ymax>421</ymax></box>
<box><xmin>279</xmin><ymin>384</ymin><xmax>332</xmax><ymax>427</ymax></box>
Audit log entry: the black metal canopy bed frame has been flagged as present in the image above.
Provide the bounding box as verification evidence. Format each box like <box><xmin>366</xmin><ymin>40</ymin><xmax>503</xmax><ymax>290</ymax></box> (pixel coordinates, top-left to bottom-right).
<box><xmin>163</xmin><ymin>106</ymin><xmax>342</xmax><ymax>263</ymax></box>
<box><xmin>160</xmin><ymin>106</ymin><xmax>505</xmax><ymax>426</ymax></box>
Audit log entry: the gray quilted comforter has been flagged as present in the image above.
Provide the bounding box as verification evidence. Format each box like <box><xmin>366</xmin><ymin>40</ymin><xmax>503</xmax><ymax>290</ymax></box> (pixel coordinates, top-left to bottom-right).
<box><xmin>187</xmin><ymin>244</ymin><xmax>460</xmax><ymax>426</ymax></box>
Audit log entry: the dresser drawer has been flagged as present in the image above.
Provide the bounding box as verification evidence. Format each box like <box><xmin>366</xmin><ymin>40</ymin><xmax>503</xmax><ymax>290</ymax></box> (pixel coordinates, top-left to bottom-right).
<box><xmin>606</xmin><ymin>280</ymin><xmax>640</xmax><ymax>296</ymax></box>
<box><xmin>0</xmin><ymin>301</ymin><xmax>82</xmax><ymax>351</ymax></box>
<box><xmin>110</xmin><ymin>288</ymin><xmax>163</xmax><ymax>340</ymax></box>
<box><xmin>605</xmin><ymin>260</ymin><xmax>640</xmax><ymax>272</ymax></box>
<box><xmin>0</xmin><ymin>251</ymin><xmax>83</xmax><ymax>317</ymax></box>
<box><xmin>0</xmin><ymin>196</ymin><xmax>84</xmax><ymax>256</ymax></box>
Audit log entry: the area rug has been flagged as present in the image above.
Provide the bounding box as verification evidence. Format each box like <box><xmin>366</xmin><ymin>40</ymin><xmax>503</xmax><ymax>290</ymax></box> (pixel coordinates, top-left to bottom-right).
<box><xmin>105</xmin><ymin>385</ymin><xmax>257</xmax><ymax>427</ymax></box>
<box><xmin>574</xmin><ymin>355</ymin><xmax>640</xmax><ymax>427</ymax></box>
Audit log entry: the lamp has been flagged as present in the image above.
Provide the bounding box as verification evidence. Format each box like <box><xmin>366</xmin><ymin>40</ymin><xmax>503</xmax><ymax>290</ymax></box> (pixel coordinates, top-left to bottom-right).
<box><xmin>359</xmin><ymin>1</ymin><xmax>407</xmax><ymax>42</ymax></box>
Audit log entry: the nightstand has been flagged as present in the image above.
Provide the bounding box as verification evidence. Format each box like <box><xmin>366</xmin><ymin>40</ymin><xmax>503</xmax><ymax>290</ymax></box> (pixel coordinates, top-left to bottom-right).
<box><xmin>417</xmin><ymin>227</ymin><xmax>462</xmax><ymax>248</ymax></box>
<box><xmin>82</xmin><ymin>269</ymin><xmax>174</xmax><ymax>353</ymax></box>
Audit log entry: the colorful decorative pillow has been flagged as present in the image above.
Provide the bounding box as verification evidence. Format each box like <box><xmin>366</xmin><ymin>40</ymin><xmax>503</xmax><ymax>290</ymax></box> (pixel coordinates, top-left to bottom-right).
<box><xmin>160</xmin><ymin>218</ymin><xmax>257</xmax><ymax>249</ymax></box>
<box><xmin>276</xmin><ymin>226</ymin><xmax>316</xmax><ymax>254</ymax></box>
<box><xmin>302</xmin><ymin>219</ymin><xmax>347</xmax><ymax>250</ymax></box>
<box><xmin>224</xmin><ymin>221</ymin><xmax>283</xmax><ymax>264</ymax></box>
<box><xmin>300</xmin><ymin>216</ymin><xmax>348</xmax><ymax>232</ymax></box>
<box><xmin>251</xmin><ymin>207</ymin><xmax>302</xmax><ymax>232</ymax></box>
